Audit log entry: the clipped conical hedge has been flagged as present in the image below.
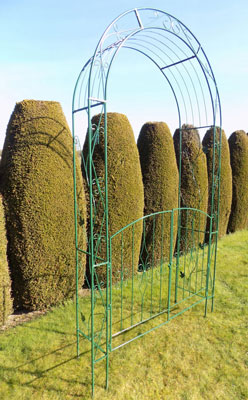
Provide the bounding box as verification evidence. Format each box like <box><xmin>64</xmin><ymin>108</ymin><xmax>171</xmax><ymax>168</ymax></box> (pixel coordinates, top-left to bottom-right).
<box><xmin>137</xmin><ymin>122</ymin><xmax>178</xmax><ymax>267</ymax></box>
<box><xmin>0</xmin><ymin>100</ymin><xmax>87</xmax><ymax>311</ymax></box>
<box><xmin>83</xmin><ymin>112</ymin><xmax>144</xmax><ymax>285</ymax></box>
<box><xmin>202</xmin><ymin>127</ymin><xmax>232</xmax><ymax>240</ymax></box>
<box><xmin>173</xmin><ymin>124</ymin><xmax>208</xmax><ymax>252</ymax></box>
<box><xmin>0</xmin><ymin>195</ymin><xmax>13</xmax><ymax>325</ymax></box>
<box><xmin>228</xmin><ymin>130</ymin><xmax>248</xmax><ymax>232</ymax></box>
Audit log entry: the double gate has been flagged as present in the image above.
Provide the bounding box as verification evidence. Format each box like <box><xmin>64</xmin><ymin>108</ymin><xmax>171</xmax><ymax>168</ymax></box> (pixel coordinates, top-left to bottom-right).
<box><xmin>72</xmin><ymin>7</ymin><xmax>221</xmax><ymax>395</ymax></box>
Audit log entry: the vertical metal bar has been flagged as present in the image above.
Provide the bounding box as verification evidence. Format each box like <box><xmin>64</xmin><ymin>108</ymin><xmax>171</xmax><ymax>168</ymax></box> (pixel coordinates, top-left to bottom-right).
<box><xmin>206</xmin><ymin>124</ymin><xmax>217</xmax><ymax>316</ymax></box>
<box><xmin>109</xmin><ymin>237</ymin><xmax>113</xmax><ymax>350</ymax></box>
<box><xmin>131</xmin><ymin>224</ymin><xmax>134</xmax><ymax>325</ymax></box>
<box><xmin>159</xmin><ymin>213</ymin><xmax>164</xmax><ymax>312</ymax></box>
<box><xmin>189</xmin><ymin>212</ymin><xmax>195</xmax><ymax>291</ymax></box>
<box><xmin>72</xmin><ymin>116</ymin><xmax>80</xmax><ymax>358</ymax></box>
<box><xmin>150</xmin><ymin>215</ymin><xmax>156</xmax><ymax>316</ymax></box>
<box><xmin>201</xmin><ymin>237</ymin><xmax>205</xmax><ymax>290</ymax></box>
<box><xmin>88</xmin><ymin>106</ymin><xmax>95</xmax><ymax>398</ymax></box>
<box><xmin>140</xmin><ymin>218</ymin><xmax>146</xmax><ymax>322</ymax></box>
<box><xmin>120</xmin><ymin>231</ymin><xmax>124</xmax><ymax>330</ymax></box>
<box><xmin>201</xmin><ymin>217</ymin><xmax>207</xmax><ymax>291</ymax></box>
<box><xmin>104</xmin><ymin>103</ymin><xmax>110</xmax><ymax>390</ymax></box>
<box><xmin>167</xmin><ymin>210</ymin><xmax>174</xmax><ymax>321</ymax></box>
<box><xmin>211</xmin><ymin>235</ymin><xmax>218</xmax><ymax>312</ymax></box>
<box><xmin>212</xmin><ymin>128</ymin><xmax>222</xmax><ymax>312</ymax></box>
<box><xmin>205</xmin><ymin>215</ymin><xmax>213</xmax><ymax>317</ymax></box>
<box><xmin>106</xmin><ymin>262</ymin><xmax>110</xmax><ymax>390</ymax></box>
<box><xmin>195</xmin><ymin>212</ymin><xmax>201</xmax><ymax>293</ymax></box>
<box><xmin>175</xmin><ymin>126</ymin><xmax>182</xmax><ymax>303</ymax></box>
<box><xmin>175</xmin><ymin>209</ymin><xmax>180</xmax><ymax>304</ymax></box>
<box><xmin>178</xmin><ymin>128</ymin><xmax>182</xmax><ymax>210</ymax></box>
<box><xmin>106</xmin><ymin>258</ymin><xmax>110</xmax><ymax>390</ymax></box>
<box><xmin>182</xmin><ymin>209</ymin><xmax>189</xmax><ymax>299</ymax></box>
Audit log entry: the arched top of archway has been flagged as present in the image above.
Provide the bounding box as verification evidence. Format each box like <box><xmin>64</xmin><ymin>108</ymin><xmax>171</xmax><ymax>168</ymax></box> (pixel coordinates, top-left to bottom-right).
<box><xmin>72</xmin><ymin>7</ymin><xmax>221</xmax><ymax>130</ymax></box>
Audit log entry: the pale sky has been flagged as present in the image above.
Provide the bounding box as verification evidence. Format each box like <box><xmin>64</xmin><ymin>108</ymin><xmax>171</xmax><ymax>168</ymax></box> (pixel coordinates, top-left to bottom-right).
<box><xmin>0</xmin><ymin>0</ymin><xmax>247</xmax><ymax>149</ymax></box>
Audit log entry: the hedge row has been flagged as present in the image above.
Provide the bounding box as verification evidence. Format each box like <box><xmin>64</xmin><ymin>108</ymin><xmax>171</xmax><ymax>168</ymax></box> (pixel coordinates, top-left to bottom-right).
<box><xmin>0</xmin><ymin>194</ymin><xmax>13</xmax><ymax>324</ymax></box>
<box><xmin>0</xmin><ymin>100</ymin><xmax>87</xmax><ymax>312</ymax></box>
<box><xmin>137</xmin><ymin>122</ymin><xmax>178</xmax><ymax>266</ymax></box>
<box><xmin>173</xmin><ymin>124</ymin><xmax>208</xmax><ymax>252</ymax></box>
<box><xmin>202</xmin><ymin>127</ymin><xmax>232</xmax><ymax>240</ymax></box>
<box><xmin>228</xmin><ymin>130</ymin><xmax>248</xmax><ymax>232</ymax></box>
<box><xmin>0</xmin><ymin>100</ymin><xmax>247</xmax><ymax>315</ymax></box>
<box><xmin>82</xmin><ymin>113</ymin><xmax>144</xmax><ymax>285</ymax></box>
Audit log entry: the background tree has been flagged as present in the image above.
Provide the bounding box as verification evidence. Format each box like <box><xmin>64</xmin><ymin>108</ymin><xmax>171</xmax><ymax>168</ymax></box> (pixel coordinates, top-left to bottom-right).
<box><xmin>228</xmin><ymin>130</ymin><xmax>248</xmax><ymax>232</ymax></box>
<box><xmin>202</xmin><ymin>127</ymin><xmax>232</xmax><ymax>240</ymax></box>
<box><xmin>173</xmin><ymin>124</ymin><xmax>208</xmax><ymax>252</ymax></box>
<box><xmin>83</xmin><ymin>112</ymin><xmax>144</xmax><ymax>285</ymax></box>
<box><xmin>0</xmin><ymin>195</ymin><xmax>13</xmax><ymax>325</ymax></box>
<box><xmin>0</xmin><ymin>100</ymin><xmax>87</xmax><ymax>311</ymax></box>
<box><xmin>137</xmin><ymin>121</ymin><xmax>178</xmax><ymax>268</ymax></box>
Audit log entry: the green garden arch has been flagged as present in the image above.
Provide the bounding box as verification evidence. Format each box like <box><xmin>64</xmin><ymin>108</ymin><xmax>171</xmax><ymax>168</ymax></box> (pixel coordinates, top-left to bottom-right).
<box><xmin>72</xmin><ymin>8</ymin><xmax>222</xmax><ymax>396</ymax></box>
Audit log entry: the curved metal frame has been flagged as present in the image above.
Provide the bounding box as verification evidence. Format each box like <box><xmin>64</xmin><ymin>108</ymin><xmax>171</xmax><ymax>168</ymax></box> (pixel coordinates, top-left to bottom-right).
<box><xmin>72</xmin><ymin>8</ymin><xmax>222</xmax><ymax>395</ymax></box>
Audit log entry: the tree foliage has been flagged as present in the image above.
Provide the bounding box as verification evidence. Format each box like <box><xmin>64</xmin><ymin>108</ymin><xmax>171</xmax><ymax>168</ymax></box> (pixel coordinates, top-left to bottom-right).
<box><xmin>228</xmin><ymin>130</ymin><xmax>248</xmax><ymax>232</ymax></box>
<box><xmin>0</xmin><ymin>195</ymin><xmax>13</xmax><ymax>325</ymax></box>
<box><xmin>0</xmin><ymin>100</ymin><xmax>87</xmax><ymax>310</ymax></box>
<box><xmin>83</xmin><ymin>112</ymin><xmax>144</xmax><ymax>285</ymax></box>
<box><xmin>137</xmin><ymin>122</ymin><xmax>178</xmax><ymax>267</ymax></box>
<box><xmin>174</xmin><ymin>124</ymin><xmax>208</xmax><ymax>252</ymax></box>
<box><xmin>202</xmin><ymin>127</ymin><xmax>232</xmax><ymax>240</ymax></box>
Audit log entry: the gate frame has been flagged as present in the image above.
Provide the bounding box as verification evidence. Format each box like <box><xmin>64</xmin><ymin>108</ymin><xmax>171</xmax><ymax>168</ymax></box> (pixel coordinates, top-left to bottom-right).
<box><xmin>72</xmin><ymin>7</ymin><xmax>222</xmax><ymax>396</ymax></box>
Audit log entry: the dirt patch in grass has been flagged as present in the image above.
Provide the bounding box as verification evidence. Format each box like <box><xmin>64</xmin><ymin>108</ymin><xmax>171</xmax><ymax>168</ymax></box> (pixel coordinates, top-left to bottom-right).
<box><xmin>0</xmin><ymin>288</ymin><xmax>90</xmax><ymax>331</ymax></box>
<box><xmin>1</xmin><ymin>309</ymin><xmax>47</xmax><ymax>331</ymax></box>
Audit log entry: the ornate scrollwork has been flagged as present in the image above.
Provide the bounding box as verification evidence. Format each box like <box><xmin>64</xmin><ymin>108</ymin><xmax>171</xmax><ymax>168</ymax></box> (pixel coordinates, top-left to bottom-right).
<box><xmin>113</xmin><ymin>22</ymin><xmax>126</xmax><ymax>41</ymax></box>
<box><xmin>92</xmin><ymin>123</ymin><xmax>105</xmax><ymax>146</ymax></box>
<box><xmin>74</xmin><ymin>135</ymin><xmax>81</xmax><ymax>149</ymax></box>
<box><xmin>163</xmin><ymin>16</ymin><xmax>181</xmax><ymax>35</ymax></box>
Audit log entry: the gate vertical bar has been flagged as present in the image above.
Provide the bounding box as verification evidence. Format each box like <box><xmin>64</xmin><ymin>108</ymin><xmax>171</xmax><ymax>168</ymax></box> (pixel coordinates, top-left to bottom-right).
<box><xmin>104</xmin><ymin>102</ymin><xmax>110</xmax><ymax>390</ymax></box>
<box><xmin>175</xmin><ymin>125</ymin><xmax>182</xmax><ymax>304</ymax></box>
<box><xmin>87</xmin><ymin>105</ymin><xmax>96</xmax><ymax>397</ymax></box>
<box><xmin>211</xmin><ymin>125</ymin><xmax>222</xmax><ymax>312</ymax></box>
<box><xmin>205</xmin><ymin>123</ymin><xmax>217</xmax><ymax>317</ymax></box>
<box><xmin>168</xmin><ymin>210</ymin><xmax>174</xmax><ymax>321</ymax></box>
<box><xmin>205</xmin><ymin>215</ymin><xmax>213</xmax><ymax>317</ymax></box>
<box><xmin>72</xmin><ymin>114</ymin><xmax>80</xmax><ymax>358</ymax></box>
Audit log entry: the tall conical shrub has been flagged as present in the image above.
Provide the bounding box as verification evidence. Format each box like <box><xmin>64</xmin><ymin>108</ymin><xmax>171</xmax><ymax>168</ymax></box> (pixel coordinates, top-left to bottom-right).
<box><xmin>137</xmin><ymin>122</ymin><xmax>178</xmax><ymax>267</ymax></box>
<box><xmin>0</xmin><ymin>195</ymin><xmax>13</xmax><ymax>325</ymax></box>
<box><xmin>173</xmin><ymin>124</ymin><xmax>208</xmax><ymax>252</ymax></box>
<box><xmin>202</xmin><ymin>127</ymin><xmax>232</xmax><ymax>240</ymax></box>
<box><xmin>0</xmin><ymin>100</ymin><xmax>87</xmax><ymax>311</ymax></box>
<box><xmin>83</xmin><ymin>112</ymin><xmax>144</xmax><ymax>285</ymax></box>
<box><xmin>228</xmin><ymin>130</ymin><xmax>248</xmax><ymax>232</ymax></box>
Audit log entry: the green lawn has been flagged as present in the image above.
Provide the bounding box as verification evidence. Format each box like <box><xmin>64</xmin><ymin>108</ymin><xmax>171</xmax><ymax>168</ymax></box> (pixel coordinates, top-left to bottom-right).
<box><xmin>0</xmin><ymin>230</ymin><xmax>247</xmax><ymax>399</ymax></box>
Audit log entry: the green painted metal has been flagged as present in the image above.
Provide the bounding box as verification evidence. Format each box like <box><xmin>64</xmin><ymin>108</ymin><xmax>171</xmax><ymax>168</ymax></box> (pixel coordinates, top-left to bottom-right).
<box><xmin>72</xmin><ymin>7</ymin><xmax>222</xmax><ymax>396</ymax></box>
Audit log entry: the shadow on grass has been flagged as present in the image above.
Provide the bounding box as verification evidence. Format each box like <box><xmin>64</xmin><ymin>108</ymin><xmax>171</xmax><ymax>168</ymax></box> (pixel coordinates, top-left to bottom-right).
<box><xmin>0</xmin><ymin>339</ymin><xmax>91</xmax><ymax>396</ymax></box>
<box><xmin>13</xmin><ymin>341</ymin><xmax>78</xmax><ymax>370</ymax></box>
<box><xmin>23</xmin><ymin>324</ymin><xmax>75</xmax><ymax>336</ymax></box>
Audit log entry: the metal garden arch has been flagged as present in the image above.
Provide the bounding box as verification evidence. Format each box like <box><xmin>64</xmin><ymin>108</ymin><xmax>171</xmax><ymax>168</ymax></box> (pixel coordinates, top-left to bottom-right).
<box><xmin>72</xmin><ymin>8</ymin><xmax>222</xmax><ymax>396</ymax></box>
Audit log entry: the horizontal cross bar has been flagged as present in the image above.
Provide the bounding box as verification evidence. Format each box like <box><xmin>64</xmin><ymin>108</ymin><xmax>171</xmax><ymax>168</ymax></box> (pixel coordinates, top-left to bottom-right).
<box><xmin>78</xmin><ymin>329</ymin><xmax>91</xmax><ymax>341</ymax></box>
<box><xmin>94</xmin><ymin>262</ymin><xmax>109</xmax><ymax>268</ymax></box>
<box><xmin>73</xmin><ymin>99</ymin><xmax>107</xmax><ymax>113</ymax></box>
<box><xmin>77</xmin><ymin>247</ymin><xmax>90</xmax><ymax>256</ymax></box>
<box><xmin>161</xmin><ymin>55</ymin><xmax>196</xmax><ymax>70</ymax></box>
<box><xmin>181</xmin><ymin>124</ymin><xmax>214</xmax><ymax>131</ymax></box>
<box><xmin>94</xmin><ymin>354</ymin><xmax>107</xmax><ymax>363</ymax></box>
<box><xmin>89</xmin><ymin>97</ymin><xmax>107</xmax><ymax>103</ymax></box>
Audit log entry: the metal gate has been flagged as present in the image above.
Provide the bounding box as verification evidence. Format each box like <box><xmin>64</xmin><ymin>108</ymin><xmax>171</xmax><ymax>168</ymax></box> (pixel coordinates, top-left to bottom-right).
<box><xmin>72</xmin><ymin>8</ymin><xmax>221</xmax><ymax>396</ymax></box>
